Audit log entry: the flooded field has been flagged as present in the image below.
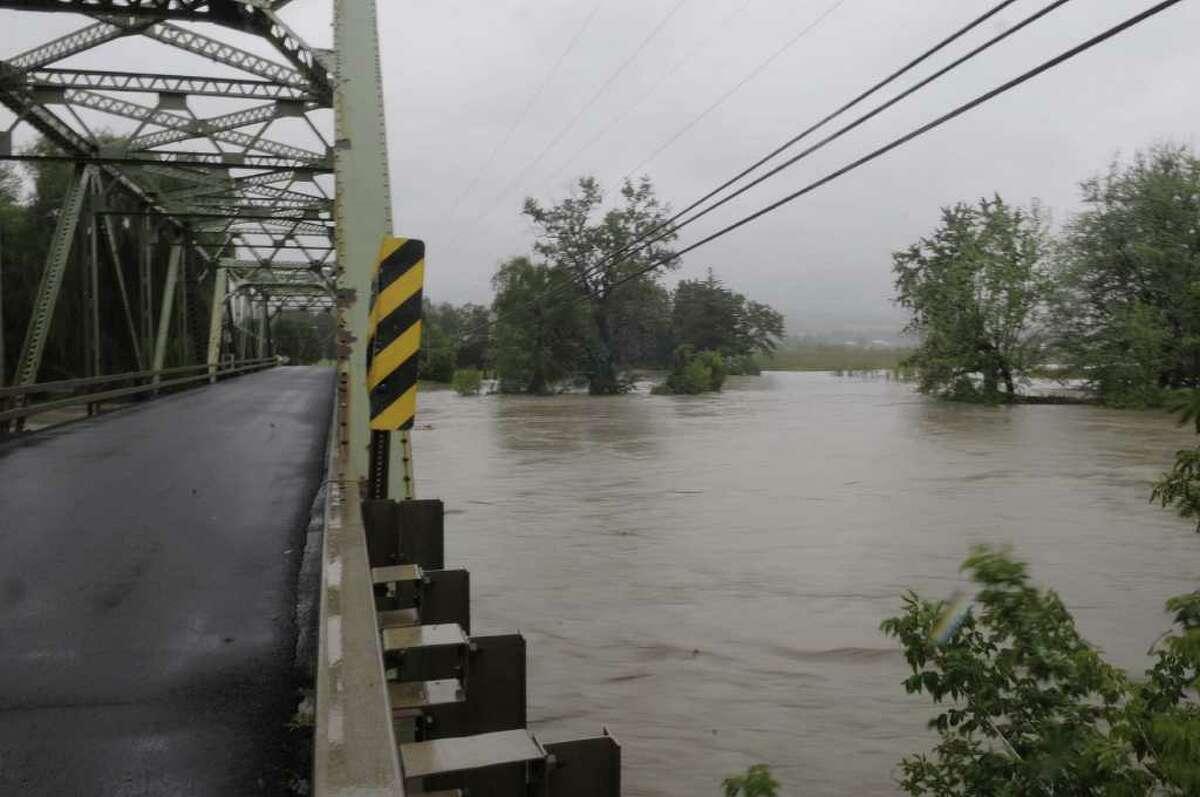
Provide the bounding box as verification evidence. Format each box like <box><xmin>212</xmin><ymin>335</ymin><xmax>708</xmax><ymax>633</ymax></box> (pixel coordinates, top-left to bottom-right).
<box><xmin>412</xmin><ymin>371</ymin><xmax>1198</xmax><ymax>796</ymax></box>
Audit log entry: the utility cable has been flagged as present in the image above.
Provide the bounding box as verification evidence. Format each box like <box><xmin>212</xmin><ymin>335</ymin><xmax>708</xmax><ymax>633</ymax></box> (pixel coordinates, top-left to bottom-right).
<box><xmin>460</xmin><ymin>0</ymin><xmax>1182</xmax><ymax>342</ymax></box>
<box><xmin>565</xmin><ymin>0</ymin><xmax>1026</xmax><ymax>294</ymax></box>
<box><xmin>443</xmin><ymin>0</ymin><xmax>606</xmax><ymax>219</ymax></box>
<box><xmin>543</xmin><ymin>0</ymin><xmax>757</xmax><ymax>185</ymax></box>
<box><xmin>466</xmin><ymin>0</ymin><xmax>694</xmax><ymax>226</ymax></box>
<box><xmin>601</xmin><ymin>0</ymin><xmax>1185</xmax><ymax>296</ymax></box>
<box><xmin>572</xmin><ymin>0</ymin><xmax>1074</xmax><ymax>290</ymax></box>
<box><xmin>622</xmin><ymin>0</ymin><xmax>849</xmax><ymax>180</ymax></box>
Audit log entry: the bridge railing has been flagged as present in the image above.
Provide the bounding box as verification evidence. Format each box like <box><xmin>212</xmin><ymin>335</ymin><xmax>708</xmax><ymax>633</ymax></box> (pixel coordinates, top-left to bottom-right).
<box><xmin>314</xmin><ymin>377</ymin><xmax>408</xmax><ymax>796</ymax></box>
<box><xmin>0</xmin><ymin>357</ymin><xmax>278</xmax><ymax>426</ymax></box>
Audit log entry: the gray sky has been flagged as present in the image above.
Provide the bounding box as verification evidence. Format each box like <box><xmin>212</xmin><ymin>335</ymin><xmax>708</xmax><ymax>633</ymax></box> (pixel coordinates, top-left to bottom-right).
<box><xmin>5</xmin><ymin>0</ymin><xmax>1199</xmax><ymax>337</ymax></box>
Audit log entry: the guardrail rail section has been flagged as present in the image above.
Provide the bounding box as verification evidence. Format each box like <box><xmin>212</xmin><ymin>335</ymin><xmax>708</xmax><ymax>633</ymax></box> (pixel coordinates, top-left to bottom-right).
<box><xmin>363</xmin><ymin>498</ymin><xmax>622</xmax><ymax>796</ymax></box>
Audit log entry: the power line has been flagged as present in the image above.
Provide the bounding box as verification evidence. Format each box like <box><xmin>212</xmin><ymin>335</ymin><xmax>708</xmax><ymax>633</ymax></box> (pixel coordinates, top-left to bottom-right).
<box><xmin>621</xmin><ymin>0</ymin><xmax>849</xmax><ymax>181</ymax></box>
<box><xmin>452</xmin><ymin>0</ymin><xmax>1032</xmax><ymax>339</ymax></box>
<box><xmin>603</xmin><ymin>0</ymin><xmax>1185</xmax><ymax>295</ymax></box>
<box><xmin>465</xmin><ymin>0</ymin><xmax>694</xmax><ymax>226</ymax></box>
<box><xmin>574</xmin><ymin>0</ymin><xmax>1071</xmax><ymax>289</ymax></box>
<box><xmin>543</xmin><ymin>0</ymin><xmax>757</xmax><ymax>186</ymax></box>
<box><xmin>442</xmin><ymin>0</ymin><xmax>606</xmax><ymax>220</ymax></box>
<box><xmin>572</xmin><ymin>0</ymin><xmax>1023</xmax><ymax>288</ymax></box>
<box><xmin>462</xmin><ymin>0</ymin><xmax>1182</xmax><ymax>345</ymax></box>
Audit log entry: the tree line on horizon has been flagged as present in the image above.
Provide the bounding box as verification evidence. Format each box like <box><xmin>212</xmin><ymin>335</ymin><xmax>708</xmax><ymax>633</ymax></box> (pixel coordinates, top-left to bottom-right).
<box><xmin>894</xmin><ymin>142</ymin><xmax>1200</xmax><ymax>409</ymax></box>
<box><xmin>419</xmin><ymin>176</ymin><xmax>785</xmax><ymax>395</ymax></box>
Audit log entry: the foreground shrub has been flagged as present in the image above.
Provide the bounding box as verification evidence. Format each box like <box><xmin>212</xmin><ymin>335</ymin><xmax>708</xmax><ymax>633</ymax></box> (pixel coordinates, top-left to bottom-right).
<box><xmin>451</xmin><ymin>369</ymin><xmax>483</xmax><ymax>396</ymax></box>
<box><xmin>882</xmin><ymin>546</ymin><xmax>1200</xmax><ymax>795</ymax></box>
<box><xmin>653</xmin><ymin>346</ymin><xmax>727</xmax><ymax>394</ymax></box>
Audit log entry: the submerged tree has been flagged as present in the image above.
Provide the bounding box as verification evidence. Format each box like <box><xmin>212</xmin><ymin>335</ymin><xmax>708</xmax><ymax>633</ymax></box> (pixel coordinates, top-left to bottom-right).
<box><xmin>1054</xmin><ymin>144</ymin><xmax>1200</xmax><ymax>406</ymax></box>
<box><xmin>523</xmin><ymin>176</ymin><xmax>677</xmax><ymax>394</ymax></box>
<box><xmin>491</xmin><ymin>256</ymin><xmax>585</xmax><ymax>394</ymax></box>
<box><xmin>894</xmin><ymin>196</ymin><xmax>1051</xmax><ymax>401</ymax></box>
<box><xmin>672</xmin><ymin>270</ymin><xmax>784</xmax><ymax>373</ymax></box>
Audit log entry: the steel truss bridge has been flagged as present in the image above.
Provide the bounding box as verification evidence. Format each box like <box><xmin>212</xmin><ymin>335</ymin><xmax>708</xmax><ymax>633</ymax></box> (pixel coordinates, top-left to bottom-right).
<box><xmin>0</xmin><ymin>2</ymin><xmax>618</xmax><ymax>795</ymax></box>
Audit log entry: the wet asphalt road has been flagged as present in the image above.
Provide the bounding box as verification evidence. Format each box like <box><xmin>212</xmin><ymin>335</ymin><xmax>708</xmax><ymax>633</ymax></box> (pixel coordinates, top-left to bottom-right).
<box><xmin>0</xmin><ymin>366</ymin><xmax>334</xmax><ymax>796</ymax></box>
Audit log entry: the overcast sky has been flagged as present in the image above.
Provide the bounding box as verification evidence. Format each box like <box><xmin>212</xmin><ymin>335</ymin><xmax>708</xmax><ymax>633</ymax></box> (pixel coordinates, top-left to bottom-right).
<box><xmin>5</xmin><ymin>0</ymin><xmax>1199</xmax><ymax>337</ymax></box>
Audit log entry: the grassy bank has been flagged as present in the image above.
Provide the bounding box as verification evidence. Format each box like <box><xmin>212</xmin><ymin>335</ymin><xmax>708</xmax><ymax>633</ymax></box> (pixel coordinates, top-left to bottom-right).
<box><xmin>764</xmin><ymin>342</ymin><xmax>911</xmax><ymax>372</ymax></box>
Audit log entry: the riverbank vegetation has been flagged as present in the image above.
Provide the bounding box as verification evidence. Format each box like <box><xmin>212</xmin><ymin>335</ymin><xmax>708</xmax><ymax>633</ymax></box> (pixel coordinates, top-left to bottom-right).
<box><xmin>767</xmin><ymin>340</ymin><xmax>911</xmax><ymax>372</ymax></box>
<box><xmin>881</xmin><ymin>393</ymin><xmax>1200</xmax><ymax>794</ymax></box>
<box><xmin>895</xmin><ymin>144</ymin><xmax>1200</xmax><ymax>407</ymax></box>
<box><xmin>419</xmin><ymin>177</ymin><xmax>785</xmax><ymax>396</ymax></box>
<box><xmin>882</xmin><ymin>546</ymin><xmax>1200</xmax><ymax>795</ymax></box>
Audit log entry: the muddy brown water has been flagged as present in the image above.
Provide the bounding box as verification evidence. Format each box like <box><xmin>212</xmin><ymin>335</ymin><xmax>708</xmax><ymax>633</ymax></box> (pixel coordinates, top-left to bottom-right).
<box><xmin>412</xmin><ymin>371</ymin><xmax>1198</xmax><ymax>796</ymax></box>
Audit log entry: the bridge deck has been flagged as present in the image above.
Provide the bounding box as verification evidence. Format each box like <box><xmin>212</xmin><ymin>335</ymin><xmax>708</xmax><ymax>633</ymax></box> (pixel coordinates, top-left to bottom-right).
<box><xmin>0</xmin><ymin>366</ymin><xmax>335</xmax><ymax>796</ymax></box>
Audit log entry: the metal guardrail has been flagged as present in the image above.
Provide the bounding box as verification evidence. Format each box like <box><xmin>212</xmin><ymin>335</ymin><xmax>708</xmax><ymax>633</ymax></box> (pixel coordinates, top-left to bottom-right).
<box><xmin>314</xmin><ymin>383</ymin><xmax>407</xmax><ymax>797</ymax></box>
<box><xmin>0</xmin><ymin>358</ymin><xmax>277</xmax><ymax>425</ymax></box>
<box><xmin>312</xmin><ymin>383</ymin><xmax>621</xmax><ymax>796</ymax></box>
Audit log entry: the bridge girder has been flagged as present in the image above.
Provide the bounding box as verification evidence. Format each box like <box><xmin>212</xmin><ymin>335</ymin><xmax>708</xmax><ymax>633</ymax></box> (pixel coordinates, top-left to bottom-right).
<box><xmin>0</xmin><ymin>0</ymin><xmax>337</xmax><ymax>385</ymax></box>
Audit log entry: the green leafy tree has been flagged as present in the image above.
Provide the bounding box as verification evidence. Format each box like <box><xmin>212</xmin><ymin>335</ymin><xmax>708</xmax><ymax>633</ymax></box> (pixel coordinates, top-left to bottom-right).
<box><xmin>722</xmin><ymin>764</ymin><xmax>779</xmax><ymax>797</ymax></box>
<box><xmin>1054</xmin><ymin>144</ymin><xmax>1200</xmax><ymax>406</ymax></box>
<box><xmin>669</xmin><ymin>270</ymin><xmax>784</xmax><ymax>381</ymax></box>
<box><xmin>272</xmin><ymin>311</ymin><xmax>334</xmax><ymax>363</ymax></box>
<box><xmin>1152</xmin><ymin>389</ymin><xmax>1200</xmax><ymax>532</ymax></box>
<box><xmin>653</xmin><ymin>345</ymin><xmax>727</xmax><ymax>395</ymax></box>
<box><xmin>609</xmin><ymin>276</ymin><xmax>673</xmax><ymax>369</ymax></box>
<box><xmin>736</xmin><ymin>299</ymin><xmax>786</xmax><ymax>360</ymax></box>
<box><xmin>450</xmin><ymin>368</ymin><xmax>483</xmax><ymax>396</ymax></box>
<box><xmin>894</xmin><ymin>196</ymin><xmax>1051</xmax><ymax>402</ymax></box>
<box><xmin>673</xmin><ymin>271</ymin><xmax>743</xmax><ymax>354</ymax></box>
<box><xmin>523</xmin><ymin>176</ymin><xmax>677</xmax><ymax>394</ymax></box>
<box><xmin>491</xmin><ymin>256</ymin><xmax>585</xmax><ymax>394</ymax></box>
<box><xmin>883</xmin><ymin>546</ymin><xmax>1200</xmax><ymax>795</ymax></box>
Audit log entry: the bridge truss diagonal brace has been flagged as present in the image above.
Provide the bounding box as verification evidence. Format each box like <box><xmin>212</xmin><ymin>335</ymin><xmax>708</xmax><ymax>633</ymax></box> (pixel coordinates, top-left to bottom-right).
<box><xmin>151</xmin><ymin>241</ymin><xmax>182</xmax><ymax>383</ymax></box>
<box><xmin>207</xmin><ymin>266</ymin><xmax>227</xmax><ymax>382</ymax></box>
<box><xmin>13</xmin><ymin>163</ymin><xmax>94</xmax><ymax>386</ymax></box>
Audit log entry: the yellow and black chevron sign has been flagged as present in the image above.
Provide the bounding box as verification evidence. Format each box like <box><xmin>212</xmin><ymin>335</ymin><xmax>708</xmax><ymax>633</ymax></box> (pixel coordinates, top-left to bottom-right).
<box><xmin>367</xmin><ymin>236</ymin><xmax>424</xmax><ymax>431</ymax></box>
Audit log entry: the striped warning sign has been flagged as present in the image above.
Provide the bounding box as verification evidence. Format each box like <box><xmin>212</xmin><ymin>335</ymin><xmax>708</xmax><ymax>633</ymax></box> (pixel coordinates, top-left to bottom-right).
<box><xmin>367</xmin><ymin>236</ymin><xmax>424</xmax><ymax>431</ymax></box>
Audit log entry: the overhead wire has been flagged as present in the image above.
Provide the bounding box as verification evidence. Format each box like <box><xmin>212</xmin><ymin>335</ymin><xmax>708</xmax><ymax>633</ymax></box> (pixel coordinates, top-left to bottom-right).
<box><xmin>464</xmin><ymin>0</ymin><xmax>694</xmax><ymax>227</ymax></box>
<box><xmin>622</xmin><ymin>0</ymin><xmax>849</xmax><ymax>181</ymax></box>
<box><xmin>566</xmin><ymin>0</ymin><xmax>1027</xmax><ymax>293</ymax></box>
<box><xmin>571</xmin><ymin>0</ymin><xmax>1075</xmax><ymax>291</ymax></box>
<box><xmin>442</xmin><ymin>0</ymin><xmax>606</xmax><ymax>220</ymax></box>
<box><xmin>459</xmin><ymin>0</ymin><xmax>1182</xmax><ymax>342</ymax></box>
<box><xmin>602</xmin><ymin>0</ymin><xmax>1186</xmax><ymax>293</ymax></box>
<box><xmin>543</xmin><ymin>0</ymin><xmax>757</xmax><ymax>186</ymax></box>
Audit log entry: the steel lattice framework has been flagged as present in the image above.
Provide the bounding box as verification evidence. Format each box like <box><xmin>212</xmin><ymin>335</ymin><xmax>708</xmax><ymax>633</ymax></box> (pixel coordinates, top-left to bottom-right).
<box><xmin>0</xmin><ymin>0</ymin><xmax>337</xmax><ymax>388</ymax></box>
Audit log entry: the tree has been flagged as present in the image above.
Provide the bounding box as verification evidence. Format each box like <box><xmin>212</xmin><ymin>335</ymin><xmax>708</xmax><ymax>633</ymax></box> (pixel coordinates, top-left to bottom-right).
<box><xmin>609</xmin><ymin>276</ymin><xmax>673</xmax><ymax>369</ymax></box>
<box><xmin>671</xmin><ymin>270</ymin><xmax>784</xmax><ymax>366</ymax></box>
<box><xmin>523</xmin><ymin>176</ymin><xmax>677</xmax><ymax>394</ymax></box>
<box><xmin>418</xmin><ymin>300</ymin><xmax>457</xmax><ymax>382</ymax></box>
<box><xmin>1054</xmin><ymin>144</ymin><xmax>1200</xmax><ymax>406</ymax></box>
<box><xmin>653</xmin><ymin>345</ymin><xmax>727</xmax><ymax>395</ymax></box>
<box><xmin>894</xmin><ymin>196</ymin><xmax>1051</xmax><ymax>401</ymax></box>
<box><xmin>722</xmin><ymin>765</ymin><xmax>779</xmax><ymax>797</ymax></box>
<box><xmin>883</xmin><ymin>546</ymin><xmax>1200</xmax><ymax>795</ymax></box>
<box><xmin>736</xmin><ymin>299</ymin><xmax>786</xmax><ymax>359</ymax></box>
<box><xmin>455</xmin><ymin>303</ymin><xmax>492</xmax><ymax>371</ymax></box>
<box><xmin>272</xmin><ymin>311</ymin><xmax>335</xmax><ymax>363</ymax></box>
<box><xmin>491</xmin><ymin>256</ymin><xmax>585</xmax><ymax>394</ymax></box>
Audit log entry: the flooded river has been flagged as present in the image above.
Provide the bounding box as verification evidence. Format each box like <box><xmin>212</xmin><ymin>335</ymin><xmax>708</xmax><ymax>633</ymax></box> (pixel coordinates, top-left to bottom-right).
<box><xmin>412</xmin><ymin>371</ymin><xmax>1198</xmax><ymax>796</ymax></box>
